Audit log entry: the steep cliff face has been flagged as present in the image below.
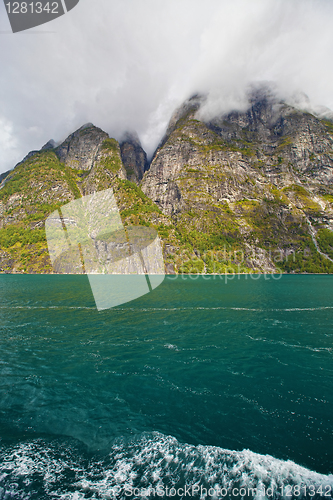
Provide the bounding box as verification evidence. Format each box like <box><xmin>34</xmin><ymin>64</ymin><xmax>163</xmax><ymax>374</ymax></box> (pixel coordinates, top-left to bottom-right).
<box><xmin>1</xmin><ymin>90</ymin><xmax>333</xmax><ymax>275</ymax></box>
<box><xmin>120</xmin><ymin>132</ymin><xmax>148</xmax><ymax>184</ymax></box>
<box><xmin>142</xmin><ymin>91</ymin><xmax>333</xmax><ymax>212</ymax></box>
<box><xmin>141</xmin><ymin>91</ymin><xmax>333</xmax><ymax>273</ymax></box>
<box><xmin>0</xmin><ymin>126</ymin><xmax>138</xmax><ymax>272</ymax></box>
<box><xmin>55</xmin><ymin>123</ymin><xmax>108</xmax><ymax>171</ymax></box>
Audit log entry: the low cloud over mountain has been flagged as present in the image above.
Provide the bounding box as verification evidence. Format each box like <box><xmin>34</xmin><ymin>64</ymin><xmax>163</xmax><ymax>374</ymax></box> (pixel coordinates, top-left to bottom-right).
<box><xmin>1</xmin><ymin>0</ymin><xmax>333</xmax><ymax>173</ymax></box>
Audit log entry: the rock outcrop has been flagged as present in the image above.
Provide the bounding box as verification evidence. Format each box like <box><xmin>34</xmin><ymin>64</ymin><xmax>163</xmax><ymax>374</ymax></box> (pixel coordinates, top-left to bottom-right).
<box><xmin>140</xmin><ymin>88</ymin><xmax>333</xmax><ymax>273</ymax></box>
<box><xmin>55</xmin><ymin>123</ymin><xmax>109</xmax><ymax>171</ymax></box>
<box><xmin>120</xmin><ymin>132</ymin><xmax>148</xmax><ymax>184</ymax></box>
<box><xmin>142</xmin><ymin>89</ymin><xmax>333</xmax><ymax>213</ymax></box>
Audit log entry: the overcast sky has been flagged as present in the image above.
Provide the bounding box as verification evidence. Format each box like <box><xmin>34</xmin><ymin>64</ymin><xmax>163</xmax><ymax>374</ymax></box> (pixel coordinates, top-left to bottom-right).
<box><xmin>1</xmin><ymin>0</ymin><xmax>333</xmax><ymax>173</ymax></box>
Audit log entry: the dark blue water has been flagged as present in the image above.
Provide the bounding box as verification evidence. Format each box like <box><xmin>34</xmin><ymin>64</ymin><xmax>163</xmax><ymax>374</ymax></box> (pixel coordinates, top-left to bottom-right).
<box><xmin>0</xmin><ymin>275</ymin><xmax>332</xmax><ymax>499</ymax></box>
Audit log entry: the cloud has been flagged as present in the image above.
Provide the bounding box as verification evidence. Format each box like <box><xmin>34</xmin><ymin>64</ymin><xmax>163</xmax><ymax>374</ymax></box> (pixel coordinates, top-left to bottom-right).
<box><xmin>0</xmin><ymin>0</ymin><xmax>333</xmax><ymax>172</ymax></box>
<box><xmin>0</xmin><ymin>117</ymin><xmax>18</xmax><ymax>171</ymax></box>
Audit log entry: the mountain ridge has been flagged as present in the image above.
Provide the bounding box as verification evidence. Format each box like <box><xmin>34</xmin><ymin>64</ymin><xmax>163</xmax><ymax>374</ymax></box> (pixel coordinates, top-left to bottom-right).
<box><xmin>2</xmin><ymin>89</ymin><xmax>333</xmax><ymax>274</ymax></box>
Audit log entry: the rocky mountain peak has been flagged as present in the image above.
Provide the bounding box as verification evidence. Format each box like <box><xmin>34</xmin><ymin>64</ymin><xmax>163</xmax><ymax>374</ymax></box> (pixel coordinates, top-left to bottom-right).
<box><xmin>54</xmin><ymin>123</ymin><xmax>109</xmax><ymax>171</ymax></box>
<box><xmin>120</xmin><ymin>131</ymin><xmax>148</xmax><ymax>184</ymax></box>
<box><xmin>41</xmin><ymin>139</ymin><xmax>56</xmax><ymax>151</ymax></box>
<box><xmin>162</xmin><ymin>94</ymin><xmax>206</xmax><ymax>144</ymax></box>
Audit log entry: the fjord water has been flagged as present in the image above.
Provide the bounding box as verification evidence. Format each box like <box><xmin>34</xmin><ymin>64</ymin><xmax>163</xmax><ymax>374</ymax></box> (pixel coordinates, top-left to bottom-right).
<box><xmin>0</xmin><ymin>274</ymin><xmax>332</xmax><ymax>499</ymax></box>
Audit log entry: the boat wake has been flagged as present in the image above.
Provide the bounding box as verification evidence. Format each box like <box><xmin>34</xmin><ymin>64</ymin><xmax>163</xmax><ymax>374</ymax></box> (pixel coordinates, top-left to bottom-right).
<box><xmin>0</xmin><ymin>432</ymin><xmax>332</xmax><ymax>499</ymax></box>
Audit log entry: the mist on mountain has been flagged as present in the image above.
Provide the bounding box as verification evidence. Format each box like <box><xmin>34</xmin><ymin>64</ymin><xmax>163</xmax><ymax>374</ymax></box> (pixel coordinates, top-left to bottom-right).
<box><xmin>1</xmin><ymin>0</ymin><xmax>333</xmax><ymax>173</ymax></box>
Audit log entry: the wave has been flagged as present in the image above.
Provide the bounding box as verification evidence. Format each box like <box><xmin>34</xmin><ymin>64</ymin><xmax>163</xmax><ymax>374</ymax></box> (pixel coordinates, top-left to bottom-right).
<box><xmin>0</xmin><ymin>305</ymin><xmax>96</xmax><ymax>310</ymax></box>
<box><xmin>246</xmin><ymin>336</ymin><xmax>333</xmax><ymax>354</ymax></box>
<box><xmin>0</xmin><ymin>432</ymin><xmax>332</xmax><ymax>499</ymax></box>
<box><xmin>1</xmin><ymin>305</ymin><xmax>333</xmax><ymax>312</ymax></box>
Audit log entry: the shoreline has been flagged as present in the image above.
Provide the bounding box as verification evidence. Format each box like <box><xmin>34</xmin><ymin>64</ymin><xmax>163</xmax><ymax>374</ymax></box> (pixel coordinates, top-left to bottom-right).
<box><xmin>0</xmin><ymin>272</ymin><xmax>332</xmax><ymax>276</ymax></box>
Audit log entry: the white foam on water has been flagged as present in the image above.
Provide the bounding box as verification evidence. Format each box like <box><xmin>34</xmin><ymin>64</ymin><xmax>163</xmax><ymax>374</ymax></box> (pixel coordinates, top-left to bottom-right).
<box><xmin>0</xmin><ymin>306</ymin><xmax>96</xmax><ymax>310</ymax></box>
<box><xmin>246</xmin><ymin>336</ymin><xmax>333</xmax><ymax>355</ymax></box>
<box><xmin>1</xmin><ymin>305</ymin><xmax>333</xmax><ymax>312</ymax></box>
<box><xmin>0</xmin><ymin>432</ymin><xmax>332</xmax><ymax>499</ymax></box>
<box><xmin>164</xmin><ymin>344</ymin><xmax>179</xmax><ymax>350</ymax></box>
<box><xmin>111</xmin><ymin>306</ymin><xmax>333</xmax><ymax>312</ymax></box>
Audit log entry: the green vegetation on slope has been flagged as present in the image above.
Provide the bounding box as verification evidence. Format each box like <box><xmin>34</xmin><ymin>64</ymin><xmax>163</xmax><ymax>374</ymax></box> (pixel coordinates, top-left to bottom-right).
<box><xmin>0</xmin><ymin>151</ymin><xmax>78</xmax><ymax>273</ymax></box>
<box><xmin>2</xmin><ymin>116</ymin><xmax>333</xmax><ymax>275</ymax></box>
<box><xmin>317</xmin><ymin>228</ymin><xmax>333</xmax><ymax>260</ymax></box>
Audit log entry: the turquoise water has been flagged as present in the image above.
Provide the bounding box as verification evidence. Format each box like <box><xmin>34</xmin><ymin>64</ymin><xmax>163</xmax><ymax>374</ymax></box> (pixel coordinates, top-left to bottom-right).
<box><xmin>0</xmin><ymin>274</ymin><xmax>332</xmax><ymax>499</ymax></box>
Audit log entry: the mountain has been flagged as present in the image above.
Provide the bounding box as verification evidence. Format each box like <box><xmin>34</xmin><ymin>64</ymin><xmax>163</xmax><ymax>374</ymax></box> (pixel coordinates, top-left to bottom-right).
<box><xmin>1</xmin><ymin>89</ymin><xmax>333</xmax><ymax>274</ymax></box>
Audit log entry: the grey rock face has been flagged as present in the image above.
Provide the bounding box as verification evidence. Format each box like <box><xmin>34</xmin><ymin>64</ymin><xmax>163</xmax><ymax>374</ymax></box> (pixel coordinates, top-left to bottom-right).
<box><xmin>141</xmin><ymin>89</ymin><xmax>333</xmax><ymax>216</ymax></box>
<box><xmin>81</xmin><ymin>138</ymin><xmax>127</xmax><ymax>195</ymax></box>
<box><xmin>55</xmin><ymin>124</ymin><xmax>109</xmax><ymax>171</ymax></box>
<box><xmin>120</xmin><ymin>132</ymin><xmax>148</xmax><ymax>184</ymax></box>
<box><xmin>165</xmin><ymin>94</ymin><xmax>204</xmax><ymax>136</ymax></box>
<box><xmin>139</xmin><ymin>88</ymin><xmax>333</xmax><ymax>274</ymax></box>
<box><xmin>206</xmin><ymin>89</ymin><xmax>333</xmax><ymax>180</ymax></box>
<box><xmin>0</xmin><ymin>250</ymin><xmax>14</xmax><ymax>272</ymax></box>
